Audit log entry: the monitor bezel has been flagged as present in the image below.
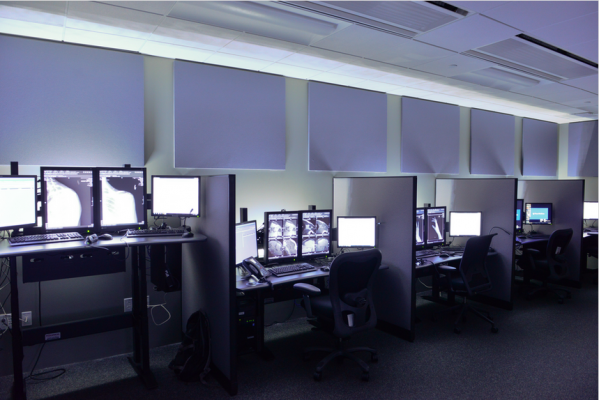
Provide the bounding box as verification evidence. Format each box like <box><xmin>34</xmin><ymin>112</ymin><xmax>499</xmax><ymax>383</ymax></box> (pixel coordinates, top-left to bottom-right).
<box><xmin>583</xmin><ymin>201</ymin><xmax>598</xmax><ymax>220</ymax></box>
<box><xmin>299</xmin><ymin>209</ymin><xmax>333</xmax><ymax>260</ymax></box>
<box><xmin>415</xmin><ymin>207</ymin><xmax>426</xmax><ymax>250</ymax></box>
<box><xmin>449</xmin><ymin>211</ymin><xmax>482</xmax><ymax>237</ymax></box>
<box><xmin>264</xmin><ymin>210</ymin><xmax>301</xmax><ymax>264</ymax></box>
<box><xmin>0</xmin><ymin>175</ymin><xmax>38</xmax><ymax>231</ymax></box>
<box><xmin>235</xmin><ymin>219</ymin><xmax>258</xmax><ymax>265</ymax></box>
<box><xmin>425</xmin><ymin>206</ymin><xmax>446</xmax><ymax>247</ymax></box>
<box><xmin>516</xmin><ymin>198</ymin><xmax>524</xmax><ymax>232</ymax></box>
<box><xmin>525</xmin><ymin>202</ymin><xmax>553</xmax><ymax>225</ymax></box>
<box><xmin>150</xmin><ymin>175</ymin><xmax>201</xmax><ymax>218</ymax></box>
<box><xmin>336</xmin><ymin>216</ymin><xmax>377</xmax><ymax>249</ymax></box>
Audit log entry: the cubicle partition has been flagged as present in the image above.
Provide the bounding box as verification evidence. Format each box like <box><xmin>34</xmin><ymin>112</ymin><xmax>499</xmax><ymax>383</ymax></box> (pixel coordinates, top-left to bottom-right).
<box><xmin>435</xmin><ymin>178</ymin><xmax>517</xmax><ymax>310</ymax></box>
<box><xmin>518</xmin><ymin>180</ymin><xmax>585</xmax><ymax>286</ymax></box>
<box><xmin>333</xmin><ymin>176</ymin><xmax>417</xmax><ymax>341</ymax></box>
<box><xmin>182</xmin><ymin>175</ymin><xmax>237</xmax><ymax>395</ymax></box>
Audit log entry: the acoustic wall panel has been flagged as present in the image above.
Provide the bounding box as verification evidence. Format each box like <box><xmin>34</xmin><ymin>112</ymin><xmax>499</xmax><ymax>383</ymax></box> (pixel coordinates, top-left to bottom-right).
<box><xmin>568</xmin><ymin>121</ymin><xmax>598</xmax><ymax>177</ymax></box>
<box><xmin>309</xmin><ymin>82</ymin><xmax>387</xmax><ymax>172</ymax></box>
<box><xmin>522</xmin><ymin>118</ymin><xmax>558</xmax><ymax>176</ymax></box>
<box><xmin>470</xmin><ymin>109</ymin><xmax>515</xmax><ymax>175</ymax></box>
<box><xmin>174</xmin><ymin>61</ymin><xmax>285</xmax><ymax>170</ymax></box>
<box><xmin>0</xmin><ymin>35</ymin><xmax>144</xmax><ymax>167</ymax></box>
<box><xmin>401</xmin><ymin>97</ymin><xmax>459</xmax><ymax>174</ymax></box>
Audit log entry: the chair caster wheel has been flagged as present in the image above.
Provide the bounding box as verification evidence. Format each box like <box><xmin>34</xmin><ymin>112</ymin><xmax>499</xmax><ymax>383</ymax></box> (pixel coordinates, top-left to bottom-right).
<box><xmin>491</xmin><ymin>327</ymin><xmax>499</xmax><ymax>333</ymax></box>
<box><xmin>371</xmin><ymin>353</ymin><xmax>378</xmax><ymax>362</ymax></box>
<box><xmin>361</xmin><ymin>372</ymin><xmax>369</xmax><ymax>382</ymax></box>
<box><xmin>313</xmin><ymin>372</ymin><xmax>322</xmax><ymax>381</ymax></box>
<box><xmin>453</xmin><ymin>327</ymin><xmax>461</xmax><ymax>334</ymax></box>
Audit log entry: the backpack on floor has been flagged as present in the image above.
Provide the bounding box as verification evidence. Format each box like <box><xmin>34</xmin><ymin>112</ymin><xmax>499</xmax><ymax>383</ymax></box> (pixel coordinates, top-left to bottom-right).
<box><xmin>169</xmin><ymin>309</ymin><xmax>211</xmax><ymax>383</ymax></box>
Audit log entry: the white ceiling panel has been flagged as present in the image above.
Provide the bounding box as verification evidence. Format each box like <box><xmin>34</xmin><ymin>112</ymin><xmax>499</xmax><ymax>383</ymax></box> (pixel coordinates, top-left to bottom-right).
<box><xmin>140</xmin><ymin>41</ymin><xmax>214</xmax><ymax>63</ymax></box>
<box><xmin>203</xmin><ymin>52</ymin><xmax>275</xmax><ymax>71</ymax></box>
<box><xmin>0</xmin><ymin>1</ymin><xmax>66</xmax><ymax>25</ymax></box>
<box><xmin>566</xmin><ymin>39</ymin><xmax>599</xmax><ymax>63</ymax></box>
<box><xmin>528</xmin><ymin>13</ymin><xmax>598</xmax><ymax>55</ymax></box>
<box><xmin>447</xmin><ymin>2</ymin><xmax>508</xmax><ymax>13</ymax></box>
<box><xmin>260</xmin><ymin>63</ymin><xmax>321</xmax><ymax>80</ymax></box>
<box><xmin>328</xmin><ymin>63</ymin><xmax>389</xmax><ymax>80</ymax></box>
<box><xmin>219</xmin><ymin>39</ymin><xmax>296</xmax><ymax>62</ymax></box>
<box><xmin>98</xmin><ymin>2</ymin><xmax>175</xmax><ymax>16</ymax></box>
<box><xmin>350</xmin><ymin>80</ymin><xmax>401</xmax><ymax>93</ymax></box>
<box><xmin>63</xmin><ymin>28</ymin><xmax>146</xmax><ymax>51</ymax></box>
<box><xmin>561</xmin><ymin>96</ymin><xmax>599</xmax><ymax>108</ymax></box>
<box><xmin>511</xmin><ymin>82</ymin><xmax>597</xmax><ymax>104</ymax></box>
<box><xmin>278</xmin><ymin>52</ymin><xmax>345</xmax><ymax>72</ymax></box>
<box><xmin>310</xmin><ymin>72</ymin><xmax>366</xmax><ymax>87</ymax></box>
<box><xmin>412</xmin><ymin>53</ymin><xmax>495</xmax><ymax>77</ymax></box>
<box><xmin>0</xmin><ymin>17</ymin><xmax>64</xmax><ymax>41</ymax></box>
<box><xmin>150</xmin><ymin>17</ymin><xmax>239</xmax><ymax>51</ymax></box>
<box><xmin>563</xmin><ymin>74</ymin><xmax>599</xmax><ymax>94</ymax></box>
<box><xmin>416</xmin><ymin>14</ymin><xmax>521</xmax><ymax>53</ymax></box>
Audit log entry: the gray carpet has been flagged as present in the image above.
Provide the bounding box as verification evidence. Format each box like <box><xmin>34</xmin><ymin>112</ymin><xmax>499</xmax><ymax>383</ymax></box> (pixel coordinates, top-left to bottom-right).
<box><xmin>1</xmin><ymin>277</ymin><xmax>597</xmax><ymax>400</ymax></box>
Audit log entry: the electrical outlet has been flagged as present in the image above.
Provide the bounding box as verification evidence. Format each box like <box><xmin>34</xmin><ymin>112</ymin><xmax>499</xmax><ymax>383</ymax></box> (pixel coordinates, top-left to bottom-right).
<box><xmin>0</xmin><ymin>313</ymin><xmax>11</xmax><ymax>330</ymax></box>
<box><xmin>21</xmin><ymin>311</ymin><xmax>32</xmax><ymax>326</ymax></box>
<box><xmin>124</xmin><ymin>296</ymin><xmax>150</xmax><ymax>312</ymax></box>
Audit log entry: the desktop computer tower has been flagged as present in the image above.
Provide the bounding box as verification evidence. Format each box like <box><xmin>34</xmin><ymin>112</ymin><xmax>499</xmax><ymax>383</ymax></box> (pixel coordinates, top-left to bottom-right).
<box><xmin>150</xmin><ymin>244</ymin><xmax>182</xmax><ymax>292</ymax></box>
<box><xmin>237</xmin><ymin>297</ymin><xmax>257</xmax><ymax>354</ymax></box>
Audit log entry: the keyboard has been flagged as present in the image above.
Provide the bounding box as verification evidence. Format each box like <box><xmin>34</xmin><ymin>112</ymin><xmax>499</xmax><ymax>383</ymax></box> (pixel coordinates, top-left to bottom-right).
<box><xmin>8</xmin><ymin>232</ymin><xmax>85</xmax><ymax>246</ymax></box>
<box><xmin>447</xmin><ymin>246</ymin><xmax>466</xmax><ymax>252</ymax></box>
<box><xmin>267</xmin><ymin>263</ymin><xmax>317</xmax><ymax>277</ymax></box>
<box><xmin>125</xmin><ymin>228</ymin><xmax>187</xmax><ymax>237</ymax></box>
<box><xmin>416</xmin><ymin>249</ymin><xmax>439</xmax><ymax>258</ymax></box>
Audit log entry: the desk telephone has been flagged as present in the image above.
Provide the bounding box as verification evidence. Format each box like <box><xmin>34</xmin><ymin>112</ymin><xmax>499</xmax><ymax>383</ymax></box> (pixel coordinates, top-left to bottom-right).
<box><xmin>241</xmin><ymin>257</ymin><xmax>269</xmax><ymax>279</ymax></box>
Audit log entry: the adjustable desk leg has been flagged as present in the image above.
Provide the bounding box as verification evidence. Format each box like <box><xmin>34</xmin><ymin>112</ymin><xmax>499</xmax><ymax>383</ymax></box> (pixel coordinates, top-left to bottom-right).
<box><xmin>255</xmin><ymin>289</ymin><xmax>274</xmax><ymax>361</ymax></box>
<box><xmin>10</xmin><ymin>256</ymin><xmax>26</xmax><ymax>400</ymax></box>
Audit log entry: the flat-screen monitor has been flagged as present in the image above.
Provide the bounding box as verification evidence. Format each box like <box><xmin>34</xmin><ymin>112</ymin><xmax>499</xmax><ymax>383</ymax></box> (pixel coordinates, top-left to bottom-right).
<box><xmin>525</xmin><ymin>203</ymin><xmax>552</xmax><ymax>225</ymax></box>
<box><xmin>264</xmin><ymin>211</ymin><xmax>299</xmax><ymax>263</ymax></box>
<box><xmin>426</xmin><ymin>207</ymin><xmax>446</xmax><ymax>246</ymax></box>
<box><xmin>97</xmin><ymin>168</ymin><xmax>147</xmax><ymax>231</ymax></box>
<box><xmin>235</xmin><ymin>220</ymin><xmax>258</xmax><ymax>265</ymax></box>
<box><xmin>0</xmin><ymin>175</ymin><xmax>37</xmax><ymax>230</ymax></box>
<box><xmin>516</xmin><ymin>199</ymin><xmax>524</xmax><ymax>231</ymax></box>
<box><xmin>41</xmin><ymin>167</ymin><xmax>95</xmax><ymax>232</ymax></box>
<box><xmin>301</xmin><ymin>210</ymin><xmax>331</xmax><ymax>259</ymax></box>
<box><xmin>584</xmin><ymin>201</ymin><xmax>598</xmax><ymax>220</ymax></box>
<box><xmin>151</xmin><ymin>175</ymin><xmax>201</xmax><ymax>217</ymax></box>
<box><xmin>450</xmin><ymin>211</ymin><xmax>482</xmax><ymax>237</ymax></box>
<box><xmin>416</xmin><ymin>208</ymin><xmax>425</xmax><ymax>248</ymax></box>
<box><xmin>336</xmin><ymin>216</ymin><xmax>377</xmax><ymax>248</ymax></box>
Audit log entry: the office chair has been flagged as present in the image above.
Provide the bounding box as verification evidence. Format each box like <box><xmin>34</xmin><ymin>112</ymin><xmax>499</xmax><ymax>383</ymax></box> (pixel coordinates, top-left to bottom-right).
<box><xmin>293</xmin><ymin>249</ymin><xmax>382</xmax><ymax>382</ymax></box>
<box><xmin>519</xmin><ymin>228</ymin><xmax>574</xmax><ymax>304</ymax></box>
<box><xmin>433</xmin><ymin>234</ymin><xmax>498</xmax><ymax>334</ymax></box>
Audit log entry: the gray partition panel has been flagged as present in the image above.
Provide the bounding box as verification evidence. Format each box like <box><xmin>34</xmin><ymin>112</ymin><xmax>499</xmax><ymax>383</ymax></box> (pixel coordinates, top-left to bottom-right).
<box><xmin>308</xmin><ymin>82</ymin><xmax>387</xmax><ymax>172</ymax></box>
<box><xmin>182</xmin><ymin>175</ymin><xmax>236</xmax><ymax>394</ymax></box>
<box><xmin>522</xmin><ymin>118</ymin><xmax>558</xmax><ymax>176</ymax></box>
<box><xmin>333</xmin><ymin>177</ymin><xmax>416</xmax><ymax>339</ymax></box>
<box><xmin>568</xmin><ymin>121</ymin><xmax>598</xmax><ymax>177</ymax></box>
<box><xmin>518</xmin><ymin>180</ymin><xmax>584</xmax><ymax>283</ymax></box>
<box><xmin>174</xmin><ymin>61</ymin><xmax>285</xmax><ymax>170</ymax></box>
<box><xmin>470</xmin><ymin>109</ymin><xmax>515</xmax><ymax>175</ymax></box>
<box><xmin>0</xmin><ymin>35</ymin><xmax>144</xmax><ymax>166</ymax></box>
<box><xmin>401</xmin><ymin>97</ymin><xmax>460</xmax><ymax>174</ymax></box>
<box><xmin>436</xmin><ymin>178</ymin><xmax>517</xmax><ymax>307</ymax></box>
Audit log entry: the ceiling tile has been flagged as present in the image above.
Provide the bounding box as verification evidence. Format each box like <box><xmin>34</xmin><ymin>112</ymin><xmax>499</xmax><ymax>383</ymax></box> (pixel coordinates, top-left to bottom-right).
<box><xmin>219</xmin><ymin>39</ymin><xmax>295</xmax><ymax>62</ymax></box>
<box><xmin>63</xmin><ymin>28</ymin><xmax>146</xmax><ymax>51</ymax></box>
<box><xmin>309</xmin><ymin>72</ymin><xmax>366</xmax><ymax>87</ymax></box>
<box><xmin>0</xmin><ymin>17</ymin><xmax>64</xmax><ymax>41</ymax></box>
<box><xmin>511</xmin><ymin>82</ymin><xmax>597</xmax><ymax>103</ymax></box>
<box><xmin>278</xmin><ymin>52</ymin><xmax>345</xmax><ymax>72</ymax></box>
<box><xmin>563</xmin><ymin>74</ymin><xmax>599</xmax><ymax>94</ymax></box>
<box><xmin>0</xmin><ymin>2</ymin><xmax>66</xmax><ymax>26</ymax></box>
<box><xmin>560</xmin><ymin>96</ymin><xmax>599</xmax><ymax>108</ymax></box>
<box><xmin>328</xmin><ymin>64</ymin><xmax>389</xmax><ymax>80</ymax></box>
<box><xmin>528</xmin><ymin>13</ymin><xmax>598</xmax><ymax>54</ymax></box>
<box><xmin>98</xmin><ymin>2</ymin><xmax>175</xmax><ymax>16</ymax></box>
<box><xmin>350</xmin><ymin>80</ymin><xmax>401</xmax><ymax>93</ymax></box>
<box><xmin>203</xmin><ymin>52</ymin><xmax>274</xmax><ymax>71</ymax></box>
<box><xmin>566</xmin><ymin>39</ymin><xmax>598</xmax><ymax>63</ymax></box>
<box><xmin>412</xmin><ymin>53</ymin><xmax>494</xmax><ymax>77</ymax></box>
<box><xmin>140</xmin><ymin>41</ymin><xmax>214</xmax><ymax>63</ymax></box>
<box><xmin>260</xmin><ymin>63</ymin><xmax>321</xmax><ymax>80</ymax></box>
<box><xmin>446</xmin><ymin>2</ymin><xmax>509</xmax><ymax>13</ymax></box>
<box><xmin>151</xmin><ymin>17</ymin><xmax>239</xmax><ymax>51</ymax></box>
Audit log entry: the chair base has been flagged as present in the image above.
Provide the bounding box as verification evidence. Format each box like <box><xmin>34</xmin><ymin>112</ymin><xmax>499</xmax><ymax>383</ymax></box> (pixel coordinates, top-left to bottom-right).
<box><xmin>525</xmin><ymin>283</ymin><xmax>572</xmax><ymax>304</ymax></box>
<box><xmin>434</xmin><ymin>301</ymin><xmax>498</xmax><ymax>334</ymax></box>
<box><xmin>303</xmin><ymin>339</ymin><xmax>377</xmax><ymax>381</ymax></box>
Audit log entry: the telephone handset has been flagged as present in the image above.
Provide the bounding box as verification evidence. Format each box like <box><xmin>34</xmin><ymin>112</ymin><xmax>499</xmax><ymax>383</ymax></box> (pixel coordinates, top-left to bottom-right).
<box><xmin>241</xmin><ymin>257</ymin><xmax>269</xmax><ymax>279</ymax></box>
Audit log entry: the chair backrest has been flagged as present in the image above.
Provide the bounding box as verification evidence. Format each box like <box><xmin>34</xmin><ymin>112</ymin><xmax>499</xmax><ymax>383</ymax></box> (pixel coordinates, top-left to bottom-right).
<box><xmin>328</xmin><ymin>249</ymin><xmax>382</xmax><ymax>338</ymax></box>
<box><xmin>546</xmin><ymin>228</ymin><xmax>573</xmax><ymax>279</ymax></box>
<box><xmin>458</xmin><ymin>234</ymin><xmax>496</xmax><ymax>296</ymax></box>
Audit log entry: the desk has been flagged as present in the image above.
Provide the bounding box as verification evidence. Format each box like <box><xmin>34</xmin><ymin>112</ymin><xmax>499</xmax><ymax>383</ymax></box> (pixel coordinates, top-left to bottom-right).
<box><xmin>1</xmin><ymin>234</ymin><xmax>206</xmax><ymax>400</ymax></box>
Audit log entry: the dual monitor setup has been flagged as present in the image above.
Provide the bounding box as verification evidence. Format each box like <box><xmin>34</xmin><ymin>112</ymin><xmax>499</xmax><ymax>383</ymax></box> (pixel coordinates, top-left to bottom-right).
<box><xmin>515</xmin><ymin>200</ymin><xmax>553</xmax><ymax>233</ymax></box>
<box><xmin>415</xmin><ymin>207</ymin><xmax>482</xmax><ymax>249</ymax></box>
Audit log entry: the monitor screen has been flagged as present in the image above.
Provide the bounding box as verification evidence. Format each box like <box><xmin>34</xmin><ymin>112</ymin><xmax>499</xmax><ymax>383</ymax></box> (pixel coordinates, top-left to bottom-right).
<box><xmin>336</xmin><ymin>216</ymin><xmax>376</xmax><ymax>248</ymax></box>
<box><xmin>41</xmin><ymin>167</ymin><xmax>94</xmax><ymax>232</ymax></box>
<box><xmin>516</xmin><ymin>199</ymin><xmax>524</xmax><ymax>231</ymax></box>
<box><xmin>416</xmin><ymin>208</ymin><xmax>425</xmax><ymax>247</ymax></box>
<box><xmin>426</xmin><ymin>207</ymin><xmax>446</xmax><ymax>246</ymax></box>
<box><xmin>0</xmin><ymin>175</ymin><xmax>37</xmax><ymax>230</ymax></box>
<box><xmin>235</xmin><ymin>220</ymin><xmax>258</xmax><ymax>265</ymax></box>
<box><xmin>151</xmin><ymin>175</ymin><xmax>201</xmax><ymax>217</ymax></box>
<box><xmin>264</xmin><ymin>211</ymin><xmax>299</xmax><ymax>263</ymax></box>
<box><xmin>525</xmin><ymin>203</ymin><xmax>552</xmax><ymax>225</ymax></box>
<box><xmin>301</xmin><ymin>210</ymin><xmax>331</xmax><ymax>258</ymax></box>
<box><xmin>584</xmin><ymin>201</ymin><xmax>598</xmax><ymax>220</ymax></box>
<box><xmin>449</xmin><ymin>211</ymin><xmax>482</xmax><ymax>237</ymax></box>
<box><xmin>98</xmin><ymin>168</ymin><xmax>146</xmax><ymax>230</ymax></box>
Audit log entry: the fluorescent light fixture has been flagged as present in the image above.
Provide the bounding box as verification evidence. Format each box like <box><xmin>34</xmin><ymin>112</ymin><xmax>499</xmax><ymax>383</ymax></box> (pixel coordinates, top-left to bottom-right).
<box><xmin>261</xmin><ymin>63</ymin><xmax>321</xmax><ymax>80</ymax></box>
<box><xmin>204</xmin><ymin>52</ymin><xmax>274</xmax><ymax>71</ymax></box>
<box><xmin>472</xmin><ymin>67</ymin><xmax>540</xmax><ymax>87</ymax></box>
<box><xmin>279</xmin><ymin>52</ymin><xmax>345</xmax><ymax>71</ymax></box>
<box><xmin>219</xmin><ymin>40</ymin><xmax>294</xmax><ymax>62</ymax></box>
<box><xmin>140</xmin><ymin>41</ymin><xmax>215</xmax><ymax>63</ymax></box>
<box><xmin>64</xmin><ymin>28</ymin><xmax>145</xmax><ymax>52</ymax></box>
<box><xmin>0</xmin><ymin>17</ymin><xmax>63</xmax><ymax>41</ymax></box>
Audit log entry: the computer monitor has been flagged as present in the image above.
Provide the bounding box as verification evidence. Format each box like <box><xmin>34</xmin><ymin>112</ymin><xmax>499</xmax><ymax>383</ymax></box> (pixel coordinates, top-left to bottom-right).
<box><xmin>516</xmin><ymin>199</ymin><xmax>524</xmax><ymax>231</ymax></box>
<box><xmin>0</xmin><ymin>175</ymin><xmax>37</xmax><ymax>230</ymax></box>
<box><xmin>235</xmin><ymin>220</ymin><xmax>258</xmax><ymax>265</ymax></box>
<box><xmin>416</xmin><ymin>208</ymin><xmax>426</xmax><ymax>248</ymax></box>
<box><xmin>41</xmin><ymin>167</ymin><xmax>95</xmax><ymax>232</ymax></box>
<box><xmin>97</xmin><ymin>168</ymin><xmax>147</xmax><ymax>231</ymax></box>
<box><xmin>264</xmin><ymin>211</ymin><xmax>299</xmax><ymax>263</ymax></box>
<box><xmin>584</xmin><ymin>201</ymin><xmax>598</xmax><ymax>220</ymax></box>
<box><xmin>449</xmin><ymin>211</ymin><xmax>482</xmax><ymax>237</ymax></box>
<box><xmin>336</xmin><ymin>216</ymin><xmax>377</xmax><ymax>248</ymax></box>
<box><xmin>525</xmin><ymin>203</ymin><xmax>552</xmax><ymax>225</ymax></box>
<box><xmin>426</xmin><ymin>207</ymin><xmax>446</xmax><ymax>246</ymax></box>
<box><xmin>151</xmin><ymin>175</ymin><xmax>201</xmax><ymax>217</ymax></box>
<box><xmin>300</xmin><ymin>210</ymin><xmax>331</xmax><ymax>259</ymax></box>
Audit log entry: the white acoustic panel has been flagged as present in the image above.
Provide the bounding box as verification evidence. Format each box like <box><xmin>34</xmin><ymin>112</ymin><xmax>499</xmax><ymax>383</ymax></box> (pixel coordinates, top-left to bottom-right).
<box><xmin>309</xmin><ymin>82</ymin><xmax>387</xmax><ymax>172</ymax></box>
<box><xmin>522</xmin><ymin>118</ymin><xmax>558</xmax><ymax>176</ymax></box>
<box><xmin>568</xmin><ymin>120</ymin><xmax>598</xmax><ymax>177</ymax></box>
<box><xmin>401</xmin><ymin>97</ymin><xmax>460</xmax><ymax>174</ymax></box>
<box><xmin>174</xmin><ymin>61</ymin><xmax>285</xmax><ymax>169</ymax></box>
<box><xmin>0</xmin><ymin>35</ymin><xmax>144</xmax><ymax>166</ymax></box>
<box><xmin>470</xmin><ymin>109</ymin><xmax>515</xmax><ymax>175</ymax></box>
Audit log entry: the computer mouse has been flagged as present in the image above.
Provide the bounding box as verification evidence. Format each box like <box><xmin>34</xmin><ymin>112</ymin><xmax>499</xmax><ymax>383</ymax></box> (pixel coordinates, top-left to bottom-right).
<box><xmin>321</xmin><ymin>266</ymin><xmax>330</xmax><ymax>272</ymax></box>
<box><xmin>439</xmin><ymin>253</ymin><xmax>450</xmax><ymax>258</ymax></box>
<box><xmin>98</xmin><ymin>234</ymin><xmax>113</xmax><ymax>240</ymax></box>
<box><xmin>182</xmin><ymin>232</ymin><xmax>194</xmax><ymax>238</ymax></box>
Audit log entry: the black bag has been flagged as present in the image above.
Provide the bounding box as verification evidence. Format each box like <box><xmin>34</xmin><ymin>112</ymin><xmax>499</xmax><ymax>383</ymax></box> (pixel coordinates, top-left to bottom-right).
<box><xmin>169</xmin><ymin>310</ymin><xmax>211</xmax><ymax>383</ymax></box>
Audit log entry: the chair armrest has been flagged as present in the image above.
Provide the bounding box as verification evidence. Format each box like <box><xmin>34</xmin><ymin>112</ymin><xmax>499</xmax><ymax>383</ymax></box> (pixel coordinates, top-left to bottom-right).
<box><xmin>437</xmin><ymin>265</ymin><xmax>456</xmax><ymax>272</ymax></box>
<box><xmin>293</xmin><ymin>283</ymin><xmax>321</xmax><ymax>296</ymax></box>
<box><xmin>523</xmin><ymin>248</ymin><xmax>542</xmax><ymax>259</ymax></box>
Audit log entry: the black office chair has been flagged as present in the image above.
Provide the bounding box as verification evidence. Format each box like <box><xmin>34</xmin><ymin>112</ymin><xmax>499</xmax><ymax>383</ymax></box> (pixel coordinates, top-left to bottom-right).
<box><xmin>519</xmin><ymin>228</ymin><xmax>574</xmax><ymax>304</ymax></box>
<box><xmin>433</xmin><ymin>234</ymin><xmax>498</xmax><ymax>334</ymax></box>
<box><xmin>293</xmin><ymin>249</ymin><xmax>382</xmax><ymax>382</ymax></box>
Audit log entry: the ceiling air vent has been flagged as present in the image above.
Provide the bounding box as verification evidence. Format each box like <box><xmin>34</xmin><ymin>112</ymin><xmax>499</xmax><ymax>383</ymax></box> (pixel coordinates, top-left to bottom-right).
<box><xmin>462</xmin><ymin>50</ymin><xmax>564</xmax><ymax>82</ymax></box>
<box><xmin>516</xmin><ymin>34</ymin><xmax>598</xmax><ymax>68</ymax></box>
<box><xmin>426</xmin><ymin>2</ymin><xmax>469</xmax><ymax>17</ymax></box>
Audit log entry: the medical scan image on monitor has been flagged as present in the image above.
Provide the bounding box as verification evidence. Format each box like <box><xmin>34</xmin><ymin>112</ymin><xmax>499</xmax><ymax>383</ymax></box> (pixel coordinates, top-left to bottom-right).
<box><xmin>266</xmin><ymin>212</ymin><xmax>299</xmax><ymax>260</ymax></box>
<box><xmin>99</xmin><ymin>169</ymin><xmax>145</xmax><ymax>228</ymax></box>
<box><xmin>426</xmin><ymin>207</ymin><xmax>446</xmax><ymax>245</ymax></box>
<box><xmin>416</xmin><ymin>208</ymin><xmax>425</xmax><ymax>247</ymax></box>
<box><xmin>301</xmin><ymin>210</ymin><xmax>331</xmax><ymax>256</ymax></box>
<box><xmin>42</xmin><ymin>168</ymin><xmax>94</xmax><ymax>231</ymax></box>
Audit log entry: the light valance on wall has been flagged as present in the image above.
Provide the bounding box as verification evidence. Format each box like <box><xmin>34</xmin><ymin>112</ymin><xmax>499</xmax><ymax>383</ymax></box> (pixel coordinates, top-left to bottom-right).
<box><xmin>174</xmin><ymin>61</ymin><xmax>285</xmax><ymax>170</ymax></box>
<box><xmin>470</xmin><ymin>109</ymin><xmax>515</xmax><ymax>175</ymax></box>
<box><xmin>0</xmin><ymin>35</ymin><xmax>144</xmax><ymax>166</ymax></box>
<box><xmin>308</xmin><ymin>82</ymin><xmax>387</xmax><ymax>172</ymax></box>
<box><xmin>522</xmin><ymin>118</ymin><xmax>558</xmax><ymax>177</ymax></box>
<box><xmin>401</xmin><ymin>97</ymin><xmax>459</xmax><ymax>174</ymax></box>
<box><xmin>568</xmin><ymin>120</ymin><xmax>598</xmax><ymax>177</ymax></box>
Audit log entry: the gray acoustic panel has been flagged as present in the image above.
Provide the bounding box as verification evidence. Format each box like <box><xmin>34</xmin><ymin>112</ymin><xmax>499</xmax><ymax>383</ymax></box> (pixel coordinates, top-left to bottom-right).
<box><xmin>470</xmin><ymin>109</ymin><xmax>515</xmax><ymax>175</ymax></box>
<box><xmin>0</xmin><ymin>35</ymin><xmax>144</xmax><ymax>167</ymax></box>
<box><xmin>522</xmin><ymin>118</ymin><xmax>558</xmax><ymax>177</ymax></box>
<box><xmin>308</xmin><ymin>82</ymin><xmax>387</xmax><ymax>172</ymax></box>
<box><xmin>401</xmin><ymin>97</ymin><xmax>460</xmax><ymax>174</ymax></box>
<box><xmin>568</xmin><ymin>121</ymin><xmax>598</xmax><ymax>177</ymax></box>
<box><xmin>436</xmin><ymin>178</ymin><xmax>517</xmax><ymax>305</ymax></box>
<box><xmin>174</xmin><ymin>61</ymin><xmax>285</xmax><ymax>170</ymax></box>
